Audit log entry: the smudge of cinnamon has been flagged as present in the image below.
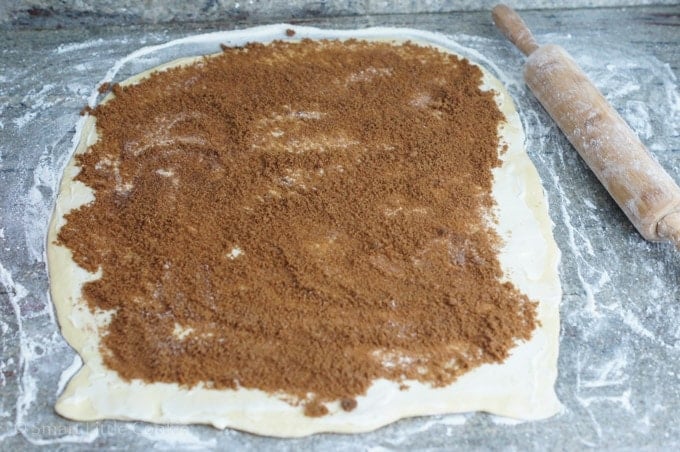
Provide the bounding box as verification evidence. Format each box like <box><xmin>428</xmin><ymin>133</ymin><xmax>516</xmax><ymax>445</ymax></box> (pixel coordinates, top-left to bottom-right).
<box><xmin>98</xmin><ymin>82</ymin><xmax>112</xmax><ymax>94</ymax></box>
<box><xmin>57</xmin><ymin>39</ymin><xmax>537</xmax><ymax>415</ymax></box>
<box><xmin>285</xmin><ymin>28</ymin><xmax>296</xmax><ymax>37</ymax></box>
<box><xmin>341</xmin><ymin>398</ymin><xmax>358</xmax><ymax>412</ymax></box>
<box><xmin>304</xmin><ymin>399</ymin><xmax>329</xmax><ymax>417</ymax></box>
<box><xmin>79</xmin><ymin>105</ymin><xmax>93</xmax><ymax>116</ymax></box>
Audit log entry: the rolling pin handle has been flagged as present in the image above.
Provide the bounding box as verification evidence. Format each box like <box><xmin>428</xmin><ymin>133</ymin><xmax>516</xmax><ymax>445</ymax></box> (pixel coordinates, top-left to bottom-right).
<box><xmin>492</xmin><ymin>4</ymin><xmax>540</xmax><ymax>56</ymax></box>
<box><xmin>658</xmin><ymin>212</ymin><xmax>680</xmax><ymax>250</ymax></box>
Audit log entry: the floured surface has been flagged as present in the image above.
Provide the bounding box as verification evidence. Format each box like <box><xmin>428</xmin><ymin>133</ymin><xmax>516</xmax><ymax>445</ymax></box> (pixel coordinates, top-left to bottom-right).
<box><xmin>1</xmin><ymin>8</ymin><xmax>679</xmax><ymax>450</ymax></box>
<box><xmin>47</xmin><ymin>27</ymin><xmax>560</xmax><ymax>436</ymax></box>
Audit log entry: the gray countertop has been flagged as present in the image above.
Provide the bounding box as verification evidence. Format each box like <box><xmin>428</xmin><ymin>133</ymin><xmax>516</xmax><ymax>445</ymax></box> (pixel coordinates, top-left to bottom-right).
<box><xmin>1</xmin><ymin>5</ymin><xmax>679</xmax><ymax>451</ymax></box>
<box><xmin>3</xmin><ymin>1</ymin><xmax>680</xmax><ymax>28</ymax></box>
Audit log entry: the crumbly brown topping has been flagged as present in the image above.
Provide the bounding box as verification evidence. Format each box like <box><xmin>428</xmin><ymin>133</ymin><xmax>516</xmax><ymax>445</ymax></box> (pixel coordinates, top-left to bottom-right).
<box><xmin>57</xmin><ymin>39</ymin><xmax>537</xmax><ymax>415</ymax></box>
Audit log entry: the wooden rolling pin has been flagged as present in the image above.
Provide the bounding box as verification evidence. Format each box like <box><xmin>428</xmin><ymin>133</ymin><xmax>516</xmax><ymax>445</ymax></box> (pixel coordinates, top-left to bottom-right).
<box><xmin>492</xmin><ymin>4</ymin><xmax>680</xmax><ymax>248</ymax></box>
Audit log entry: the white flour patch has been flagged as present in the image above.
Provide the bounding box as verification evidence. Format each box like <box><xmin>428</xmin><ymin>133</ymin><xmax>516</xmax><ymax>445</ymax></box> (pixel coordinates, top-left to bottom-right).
<box><xmin>0</xmin><ymin>262</ymin><xmax>30</xmax><ymax>437</ymax></box>
<box><xmin>12</xmin><ymin>84</ymin><xmax>58</xmax><ymax>130</ymax></box>
<box><xmin>13</xmin><ymin>111</ymin><xmax>38</xmax><ymax>129</ymax></box>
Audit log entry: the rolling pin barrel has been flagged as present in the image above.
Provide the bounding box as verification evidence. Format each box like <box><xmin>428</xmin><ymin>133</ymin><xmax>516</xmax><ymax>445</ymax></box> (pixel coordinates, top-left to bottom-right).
<box><xmin>493</xmin><ymin>4</ymin><xmax>680</xmax><ymax>247</ymax></box>
<box><xmin>524</xmin><ymin>45</ymin><xmax>680</xmax><ymax>243</ymax></box>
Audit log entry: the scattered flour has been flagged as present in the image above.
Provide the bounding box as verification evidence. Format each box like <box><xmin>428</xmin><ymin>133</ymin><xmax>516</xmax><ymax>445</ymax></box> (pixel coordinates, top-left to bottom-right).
<box><xmin>1</xmin><ymin>24</ymin><xmax>678</xmax><ymax>448</ymax></box>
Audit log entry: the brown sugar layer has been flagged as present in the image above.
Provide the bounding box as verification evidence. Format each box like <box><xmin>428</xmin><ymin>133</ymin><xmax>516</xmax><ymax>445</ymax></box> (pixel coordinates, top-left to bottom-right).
<box><xmin>57</xmin><ymin>39</ymin><xmax>537</xmax><ymax>415</ymax></box>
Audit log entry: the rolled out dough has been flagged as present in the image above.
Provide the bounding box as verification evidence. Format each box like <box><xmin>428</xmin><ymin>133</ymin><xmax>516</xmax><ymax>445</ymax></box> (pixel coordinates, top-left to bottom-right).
<box><xmin>48</xmin><ymin>26</ymin><xmax>562</xmax><ymax>437</ymax></box>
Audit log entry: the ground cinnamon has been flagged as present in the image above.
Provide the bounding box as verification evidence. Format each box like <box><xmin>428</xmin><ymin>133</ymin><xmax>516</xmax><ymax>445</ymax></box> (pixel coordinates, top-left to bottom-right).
<box><xmin>58</xmin><ymin>39</ymin><xmax>537</xmax><ymax>415</ymax></box>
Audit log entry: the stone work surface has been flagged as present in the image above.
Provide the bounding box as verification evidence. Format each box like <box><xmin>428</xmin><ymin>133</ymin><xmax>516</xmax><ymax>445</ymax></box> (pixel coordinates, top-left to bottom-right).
<box><xmin>0</xmin><ymin>6</ymin><xmax>679</xmax><ymax>451</ymax></box>
<box><xmin>1</xmin><ymin>0</ymin><xmax>679</xmax><ymax>28</ymax></box>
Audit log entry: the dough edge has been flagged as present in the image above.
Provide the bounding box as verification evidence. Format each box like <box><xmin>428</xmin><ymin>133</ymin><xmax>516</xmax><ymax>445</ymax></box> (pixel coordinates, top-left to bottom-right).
<box><xmin>47</xmin><ymin>25</ymin><xmax>562</xmax><ymax>437</ymax></box>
